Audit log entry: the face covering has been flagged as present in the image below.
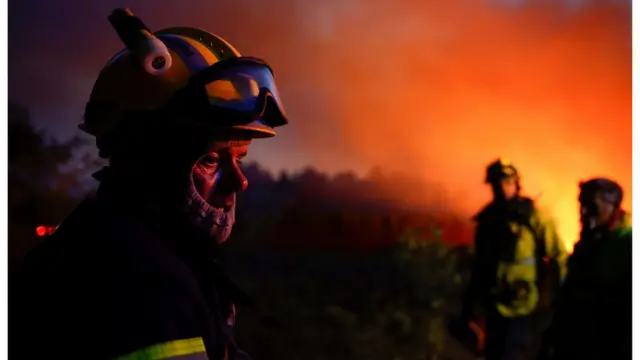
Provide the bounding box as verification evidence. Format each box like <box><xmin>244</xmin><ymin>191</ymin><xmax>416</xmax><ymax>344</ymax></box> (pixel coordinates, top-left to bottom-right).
<box><xmin>180</xmin><ymin>167</ymin><xmax>236</xmax><ymax>244</ymax></box>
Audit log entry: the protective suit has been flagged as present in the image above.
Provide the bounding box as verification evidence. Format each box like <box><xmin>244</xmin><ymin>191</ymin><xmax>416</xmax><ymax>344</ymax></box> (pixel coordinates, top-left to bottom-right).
<box><xmin>462</xmin><ymin>159</ymin><xmax>568</xmax><ymax>360</ymax></box>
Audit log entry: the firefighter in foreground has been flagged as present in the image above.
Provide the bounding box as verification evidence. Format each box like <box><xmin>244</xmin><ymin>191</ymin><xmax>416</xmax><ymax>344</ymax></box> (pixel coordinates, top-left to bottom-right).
<box><xmin>11</xmin><ymin>9</ymin><xmax>288</xmax><ymax>360</ymax></box>
<box><xmin>460</xmin><ymin>159</ymin><xmax>568</xmax><ymax>360</ymax></box>
<box><xmin>538</xmin><ymin>178</ymin><xmax>631</xmax><ymax>360</ymax></box>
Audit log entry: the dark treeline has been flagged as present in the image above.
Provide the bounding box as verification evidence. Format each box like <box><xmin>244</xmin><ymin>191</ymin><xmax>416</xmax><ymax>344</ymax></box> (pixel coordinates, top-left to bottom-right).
<box><xmin>9</xmin><ymin>100</ymin><xmax>477</xmax><ymax>359</ymax></box>
<box><xmin>232</xmin><ymin>163</ymin><xmax>476</xmax><ymax>252</ymax></box>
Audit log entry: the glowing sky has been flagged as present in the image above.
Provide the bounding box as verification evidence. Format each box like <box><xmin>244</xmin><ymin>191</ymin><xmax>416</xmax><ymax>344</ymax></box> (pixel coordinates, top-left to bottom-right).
<box><xmin>9</xmin><ymin>0</ymin><xmax>631</xmax><ymax>248</ymax></box>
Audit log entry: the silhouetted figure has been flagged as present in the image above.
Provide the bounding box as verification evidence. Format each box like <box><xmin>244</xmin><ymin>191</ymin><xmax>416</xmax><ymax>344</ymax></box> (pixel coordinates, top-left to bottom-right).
<box><xmin>538</xmin><ymin>178</ymin><xmax>631</xmax><ymax>360</ymax></box>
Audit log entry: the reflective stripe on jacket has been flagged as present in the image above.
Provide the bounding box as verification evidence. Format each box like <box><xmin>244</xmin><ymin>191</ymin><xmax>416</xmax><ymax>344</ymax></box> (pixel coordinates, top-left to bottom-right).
<box><xmin>115</xmin><ymin>338</ymin><xmax>210</xmax><ymax>360</ymax></box>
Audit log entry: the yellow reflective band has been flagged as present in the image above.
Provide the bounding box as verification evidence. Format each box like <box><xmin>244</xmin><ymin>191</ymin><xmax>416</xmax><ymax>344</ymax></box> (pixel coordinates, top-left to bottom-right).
<box><xmin>115</xmin><ymin>337</ymin><xmax>207</xmax><ymax>360</ymax></box>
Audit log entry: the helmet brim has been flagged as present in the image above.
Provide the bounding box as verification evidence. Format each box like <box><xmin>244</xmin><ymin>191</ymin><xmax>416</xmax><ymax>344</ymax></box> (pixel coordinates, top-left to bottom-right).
<box><xmin>188</xmin><ymin>119</ymin><xmax>276</xmax><ymax>139</ymax></box>
<box><xmin>228</xmin><ymin>120</ymin><xmax>276</xmax><ymax>138</ymax></box>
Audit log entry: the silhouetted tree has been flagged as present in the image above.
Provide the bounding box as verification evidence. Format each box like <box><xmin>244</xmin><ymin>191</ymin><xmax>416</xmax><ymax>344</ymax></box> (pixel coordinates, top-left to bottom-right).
<box><xmin>8</xmin><ymin>101</ymin><xmax>94</xmax><ymax>269</ymax></box>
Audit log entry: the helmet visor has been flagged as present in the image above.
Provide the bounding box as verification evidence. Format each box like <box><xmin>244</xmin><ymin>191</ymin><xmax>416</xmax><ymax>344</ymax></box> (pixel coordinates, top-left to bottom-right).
<box><xmin>174</xmin><ymin>57</ymin><xmax>288</xmax><ymax>135</ymax></box>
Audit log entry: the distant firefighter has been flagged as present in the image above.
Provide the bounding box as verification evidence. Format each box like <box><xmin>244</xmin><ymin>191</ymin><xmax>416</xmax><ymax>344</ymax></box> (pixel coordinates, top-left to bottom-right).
<box><xmin>459</xmin><ymin>158</ymin><xmax>568</xmax><ymax>360</ymax></box>
<box><xmin>538</xmin><ymin>178</ymin><xmax>631</xmax><ymax>360</ymax></box>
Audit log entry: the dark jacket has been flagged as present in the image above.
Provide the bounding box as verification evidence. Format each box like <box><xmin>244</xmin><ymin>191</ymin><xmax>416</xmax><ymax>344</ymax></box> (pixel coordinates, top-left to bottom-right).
<box><xmin>10</xmin><ymin>191</ymin><xmax>251</xmax><ymax>360</ymax></box>
<box><xmin>542</xmin><ymin>212</ymin><xmax>632</xmax><ymax>360</ymax></box>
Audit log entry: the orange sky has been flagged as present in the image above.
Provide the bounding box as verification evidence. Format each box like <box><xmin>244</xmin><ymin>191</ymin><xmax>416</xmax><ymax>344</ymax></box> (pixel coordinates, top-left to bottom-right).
<box><xmin>266</xmin><ymin>0</ymin><xmax>630</xmax><ymax>249</ymax></box>
<box><xmin>282</xmin><ymin>0</ymin><xmax>631</xmax><ymax>249</ymax></box>
<box><xmin>9</xmin><ymin>0</ymin><xmax>631</xmax><ymax>249</ymax></box>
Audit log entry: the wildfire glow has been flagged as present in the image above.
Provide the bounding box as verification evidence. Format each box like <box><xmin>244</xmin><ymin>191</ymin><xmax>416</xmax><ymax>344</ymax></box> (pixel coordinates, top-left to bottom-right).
<box><xmin>226</xmin><ymin>0</ymin><xmax>631</xmax><ymax>250</ymax></box>
<box><xmin>14</xmin><ymin>0</ymin><xmax>630</xmax><ymax>250</ymax></box>
<box><xmin>246</xmin><ymin>0</ymin><xmax>632</xmax><ymax>251</ymax></box>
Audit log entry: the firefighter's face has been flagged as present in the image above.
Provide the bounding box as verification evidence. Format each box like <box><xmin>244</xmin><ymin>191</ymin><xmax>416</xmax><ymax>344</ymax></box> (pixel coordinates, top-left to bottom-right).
<box><xmin>580</xmin><ymin>192</ymin><xmax>616</xmax><ymax>230</ymax></box>
<box><xmin>191</xmin><ymin>140</ymin><xmax>250</xmax><ymax>210</ymax></box>
<box><xmin>494</xmin><ymin>176</ymin><xmax>518</xmax><ymax>200</ymax></box>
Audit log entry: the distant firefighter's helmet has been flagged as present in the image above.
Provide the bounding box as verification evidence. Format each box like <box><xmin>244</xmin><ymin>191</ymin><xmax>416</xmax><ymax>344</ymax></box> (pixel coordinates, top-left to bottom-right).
<box><xmin>485</xmin><ymin>158</ymin><xmax>519</xmax><ymax>184</ymax></box>
<box><xmin>81</xmin><ymin>8</ymin><xmax>288</xmax><ymax>158</ymax></box>
<box><xmin>578</xmin><ymin>177</ymin><xmax>623</xmax><ymax>207</ymax></box>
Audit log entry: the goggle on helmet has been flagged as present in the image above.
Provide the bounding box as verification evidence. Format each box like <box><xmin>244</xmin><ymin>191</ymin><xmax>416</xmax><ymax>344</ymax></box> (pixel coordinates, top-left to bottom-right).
<box><xmin>81</xmin><ymin>8</ymin><xmax>288</xmax><ymax>157</ymax></box>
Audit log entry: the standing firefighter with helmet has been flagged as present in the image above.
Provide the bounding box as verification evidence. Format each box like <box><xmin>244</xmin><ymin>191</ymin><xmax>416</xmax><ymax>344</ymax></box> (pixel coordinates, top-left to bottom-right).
<box><xmin>460</xmin><ymin>159</ymin><xmax>568</xmax><ymax>360</ymax></box>
<box><xmin>11</xmin><ymin>9</ymin><xmax>288</xmax><ymax>360</ymax></box>
<box><xmin>537</xmin><ymin>178</ymin><xmax>632</xmax><ymax>360</ymax></box>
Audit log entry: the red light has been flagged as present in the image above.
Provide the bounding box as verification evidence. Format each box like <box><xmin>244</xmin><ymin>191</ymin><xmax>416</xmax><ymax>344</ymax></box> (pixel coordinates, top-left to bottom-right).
<box><xmin>35</xmin><ymin>225</ymin><xmax>55</xmax><ymax>237</ymax></box>
<box><xmin>36</xmin><ymin>226</ymin><xmax>47</xmax><ymax>236</ymax></box>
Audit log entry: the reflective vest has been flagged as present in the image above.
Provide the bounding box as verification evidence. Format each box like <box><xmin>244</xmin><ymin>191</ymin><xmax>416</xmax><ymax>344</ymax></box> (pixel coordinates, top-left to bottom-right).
<box><xmin>473</xmin><ymin>198</ymin><xmax>569</xmax><ymax>318</ymax></box>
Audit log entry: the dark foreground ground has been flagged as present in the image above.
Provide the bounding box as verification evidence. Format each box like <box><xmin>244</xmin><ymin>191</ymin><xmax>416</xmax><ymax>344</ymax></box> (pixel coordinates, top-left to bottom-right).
<box><xmin>223</xmin><ymin>242</ymin><xmax>477</xmax><ymax>360</ymax></box>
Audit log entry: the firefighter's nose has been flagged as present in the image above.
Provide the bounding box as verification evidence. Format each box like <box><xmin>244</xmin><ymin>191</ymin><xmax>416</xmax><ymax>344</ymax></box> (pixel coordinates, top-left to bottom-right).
<box><xmin>231</xmin><ymin>162</ymin><xmax>249</xmax><ymax>192</ymax></box>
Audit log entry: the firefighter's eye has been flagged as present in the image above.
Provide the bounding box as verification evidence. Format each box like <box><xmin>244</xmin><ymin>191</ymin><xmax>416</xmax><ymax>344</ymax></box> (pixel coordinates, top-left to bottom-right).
<box><xmin>198</xmin><ymin>154</ymin><xmax>219</xmax><ymax>168</ymax></box>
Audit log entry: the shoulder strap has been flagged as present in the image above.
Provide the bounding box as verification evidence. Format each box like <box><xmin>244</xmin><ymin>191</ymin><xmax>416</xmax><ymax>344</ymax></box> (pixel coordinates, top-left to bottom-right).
<box><xmin>525</xmin><ymin>218</ymin><xmax>546</xmax><ymax>261</ymax></box>
<box><xmin>514</xmin><ymin>198</ymin><xmax>547</xmax><ymax>260</ymax></box>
